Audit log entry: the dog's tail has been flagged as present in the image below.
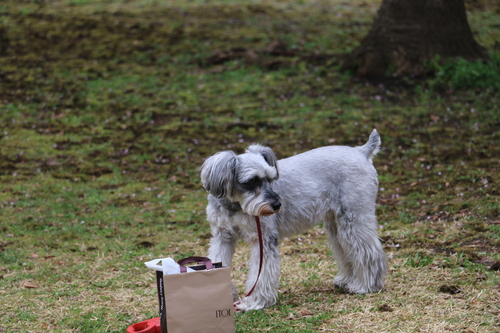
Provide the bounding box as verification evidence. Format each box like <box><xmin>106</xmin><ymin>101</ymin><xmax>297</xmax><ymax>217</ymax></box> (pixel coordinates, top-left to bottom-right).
<box><xmin>359</xmin><ymin>129</ymin><xmax>381</xmax><ymax>160</ymax></box>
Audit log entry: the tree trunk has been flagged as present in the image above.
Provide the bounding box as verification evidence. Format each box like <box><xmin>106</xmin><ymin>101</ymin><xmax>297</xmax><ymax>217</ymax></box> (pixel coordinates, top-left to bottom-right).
<box><xmin>342</xmin><ymin>0</ymin><xmax>488</xmax><ymax>78</ymax></box>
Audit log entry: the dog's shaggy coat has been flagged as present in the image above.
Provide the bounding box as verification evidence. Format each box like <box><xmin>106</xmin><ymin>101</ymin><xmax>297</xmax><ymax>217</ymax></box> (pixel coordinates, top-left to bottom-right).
<box><xmin>200</xmin><ymin>130</ymin><xmax>387</xmax><ymax>311</ymax></box>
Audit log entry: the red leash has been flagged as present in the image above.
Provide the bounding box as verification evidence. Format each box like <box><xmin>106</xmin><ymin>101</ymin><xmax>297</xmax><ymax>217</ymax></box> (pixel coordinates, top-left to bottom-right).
<box><xmin>245</xmin><ymin>216</ymin><xmax>263</xmax><ymax>298</ymax></box>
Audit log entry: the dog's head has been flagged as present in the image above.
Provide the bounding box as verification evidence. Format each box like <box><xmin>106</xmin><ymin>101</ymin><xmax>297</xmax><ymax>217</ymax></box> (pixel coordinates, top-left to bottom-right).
<box><xmin>200</xmin><ymin>144</ymin><xmax>281</xmax><ymax>217</ymax></box>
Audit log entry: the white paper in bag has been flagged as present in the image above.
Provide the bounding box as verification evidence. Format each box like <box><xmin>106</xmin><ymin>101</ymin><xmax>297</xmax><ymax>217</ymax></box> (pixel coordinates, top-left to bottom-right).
<box><xmin>145</xmin><ymin>257</ymin><xmax>194</xmax><ymax>274</ymax></box>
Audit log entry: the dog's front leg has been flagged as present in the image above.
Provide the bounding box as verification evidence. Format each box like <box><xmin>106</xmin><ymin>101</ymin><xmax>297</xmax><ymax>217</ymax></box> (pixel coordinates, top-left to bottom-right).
<box><xmin>207</xmin><ymin>225</ymin><xmax>241</xmax><ymax>302</ymax></box>
<box><xmin>235</xmin><ymin>232</ymin><xmax>280</xmax><ymax>311</ymax></box>
<box><xmin>207</xmin><ymin>226</ymin><xmax>239</xmax><ymax>267</ymax></box>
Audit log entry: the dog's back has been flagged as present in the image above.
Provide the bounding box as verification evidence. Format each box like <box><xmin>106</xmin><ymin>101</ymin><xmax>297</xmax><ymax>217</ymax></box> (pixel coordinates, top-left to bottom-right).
<box><xmin>276</xmin><ymin>129</ymin><xmax>381</xmax><ymax>177</ymax></box>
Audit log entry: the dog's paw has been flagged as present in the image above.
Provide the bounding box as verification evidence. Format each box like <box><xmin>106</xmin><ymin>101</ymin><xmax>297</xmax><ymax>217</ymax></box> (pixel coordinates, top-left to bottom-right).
<box><xmin>233</xmin><ymin>299</ymin><xmax>250</xmax><ymax>312</ymax></box>
<box><xmin>233</xmin><ymin>297</ymin><xmax>268</xmax><ymax>312</ymax></box>
<box><xmin>333</xmin><ymin>284</ymin><xmax>352</xmax><ymax>294</ymax></box>
<box><xmin>233</xmin><ymin>299</ymin><xmax>245</xmax><ymax>312</ymax></box>
<box><xmin>333</xmin><ymin>276</ymin><xmax>367</xmax><ymax>294</ymax></box>
<box><xmin>334</xmin><ymin>279</ymin><xmax>372</xmax><ymax>294</ymax></box>
<box><xmin>233</xmin><ymin>298</ymin><xmax>258</xmax><ymax>312</ymax></box>
<box><xmin>333</xmin><ymin>276</ymin><xmax>351</xmax><ymax>289</ymax></box>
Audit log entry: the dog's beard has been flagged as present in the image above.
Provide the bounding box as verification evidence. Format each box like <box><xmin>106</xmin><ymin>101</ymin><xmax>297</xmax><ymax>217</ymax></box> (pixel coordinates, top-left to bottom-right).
<box><xmin>239</xmin><ymin>192</ymin><xmax>276</xmax><ymax>217</ymax></box>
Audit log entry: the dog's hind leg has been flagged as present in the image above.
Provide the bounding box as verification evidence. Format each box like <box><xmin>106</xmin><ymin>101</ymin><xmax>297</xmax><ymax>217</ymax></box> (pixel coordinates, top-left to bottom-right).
<box><xmin>324</xmin><ymin>214</ymin><xmax>355</xmax><ymax>290</ymax></box>
<box><xmin>333</xmin><ymin>210</ymin><xmax>387</xmax><ymax>294</ymax></box>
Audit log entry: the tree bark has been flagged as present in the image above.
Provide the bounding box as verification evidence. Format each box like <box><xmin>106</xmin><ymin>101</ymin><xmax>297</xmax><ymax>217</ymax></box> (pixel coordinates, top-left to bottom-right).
<box><xmin>342</xmin><ymin>0</ymin><xmax>488</xmax><ymax>78</ymax></box>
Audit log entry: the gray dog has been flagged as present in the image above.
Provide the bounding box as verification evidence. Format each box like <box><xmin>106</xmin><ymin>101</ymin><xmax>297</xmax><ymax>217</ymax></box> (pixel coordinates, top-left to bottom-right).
<box><xmin>200</xmin><ymin>130</ymin><xmax>387</xmax><ymax>311</ymax></box>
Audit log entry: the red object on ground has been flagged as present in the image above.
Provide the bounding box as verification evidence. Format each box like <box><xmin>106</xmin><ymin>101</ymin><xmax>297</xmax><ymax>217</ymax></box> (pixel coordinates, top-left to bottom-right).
<box><xmin>126</xmin><ymin>317</ymin><xmax>161</xmax><ymax>333</ymax></box>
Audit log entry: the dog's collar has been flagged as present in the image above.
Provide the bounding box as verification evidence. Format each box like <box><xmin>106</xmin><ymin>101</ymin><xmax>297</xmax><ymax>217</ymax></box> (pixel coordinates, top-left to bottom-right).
<box><xmin>219</xmin><ymin>198</ymin><xmax>242</xmax><ymax>214</ymax></box>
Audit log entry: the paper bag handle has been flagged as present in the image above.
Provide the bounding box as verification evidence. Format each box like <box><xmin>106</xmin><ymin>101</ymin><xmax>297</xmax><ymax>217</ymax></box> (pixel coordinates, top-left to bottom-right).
<box><xmin>177</xmin><ymin>256</ymin><xmax>213</xmax><ymax>273</ymax></box>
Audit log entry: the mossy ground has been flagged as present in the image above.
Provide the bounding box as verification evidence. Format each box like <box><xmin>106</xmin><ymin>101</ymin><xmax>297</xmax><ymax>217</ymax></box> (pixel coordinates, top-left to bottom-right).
<box><xmin>0</xmin><ymin>0</ymin><xmax>499</xmax><ymax>332</ymax></box>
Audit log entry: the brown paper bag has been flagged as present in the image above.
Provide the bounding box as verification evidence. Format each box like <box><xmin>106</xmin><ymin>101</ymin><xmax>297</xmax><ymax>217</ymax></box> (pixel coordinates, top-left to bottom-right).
<box><xmin>162</xmin><ymin>257</ymin><xmax>235</xmax><ymax>333</ymax></box>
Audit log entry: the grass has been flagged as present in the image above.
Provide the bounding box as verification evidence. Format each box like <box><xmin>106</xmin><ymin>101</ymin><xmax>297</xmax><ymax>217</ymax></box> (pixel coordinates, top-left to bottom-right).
<box><xmin>1</xmin><ymin>0</ymin><xmax>499</xmax><ymax>332</ymax></box>
<box><xmin>427</xmin><ymin>52</ymin><xmax>500</xmax><ymax>90</ymax></box>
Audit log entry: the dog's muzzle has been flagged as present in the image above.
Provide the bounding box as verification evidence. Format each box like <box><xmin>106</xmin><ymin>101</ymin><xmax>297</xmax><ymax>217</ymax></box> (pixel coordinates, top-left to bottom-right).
<box><xmin>258</xmin><ymin>199</ymin><xmax>281</xmax><ymax>217</ymax></box>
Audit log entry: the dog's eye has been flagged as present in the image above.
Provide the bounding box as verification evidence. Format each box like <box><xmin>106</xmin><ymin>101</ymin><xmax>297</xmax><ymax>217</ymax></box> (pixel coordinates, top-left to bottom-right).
<box><xmin>247</xmin><ymin>177</ymin><xmax>260</xmax><ymax>185</ymax></box>
<box><xmin>243</xmin><ymin>176</ymin><xmax>260</xmax><ymax>186</ymax></box>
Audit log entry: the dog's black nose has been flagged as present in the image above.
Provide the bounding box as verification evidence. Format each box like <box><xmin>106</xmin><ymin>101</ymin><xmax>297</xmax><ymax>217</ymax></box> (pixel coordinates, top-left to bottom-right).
<box><xmin>272</xmin><ymin>201</ymin><xmax>281</xmax><ymax>212</ymax></box>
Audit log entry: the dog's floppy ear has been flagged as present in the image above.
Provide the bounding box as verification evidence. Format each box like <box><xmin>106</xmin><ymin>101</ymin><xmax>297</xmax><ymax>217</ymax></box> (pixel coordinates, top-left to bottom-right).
<box><xmin>246</xmin><ymin>144</ymin><xmax>279</xmax><ymax>179</ymax></box>
<box><xmin>200</xmin><ymin>151</ymin><xmax>237</xmax><ymax>198</ymax></box>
